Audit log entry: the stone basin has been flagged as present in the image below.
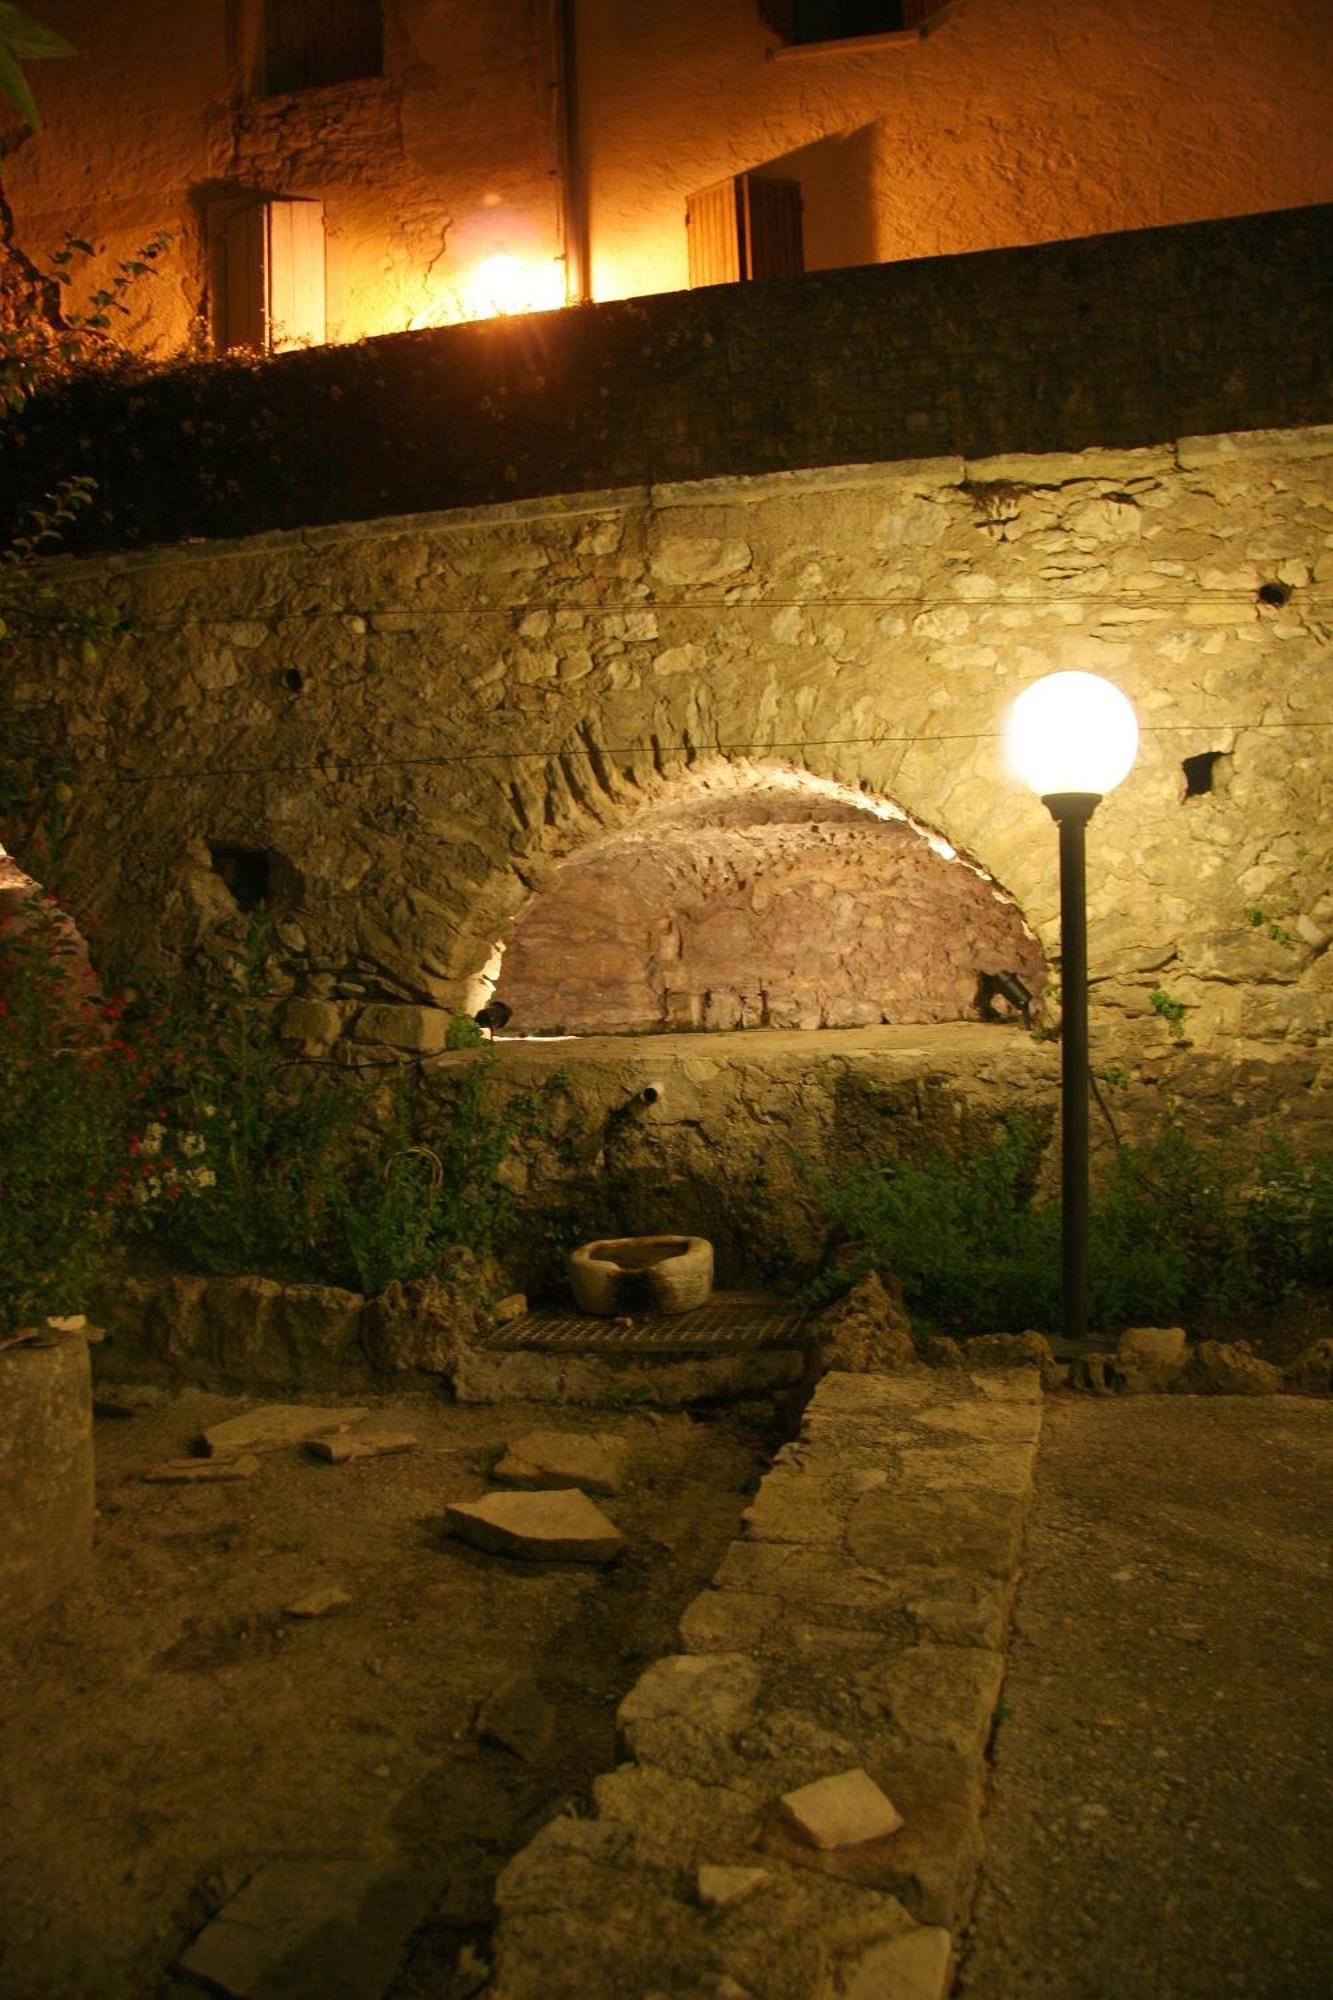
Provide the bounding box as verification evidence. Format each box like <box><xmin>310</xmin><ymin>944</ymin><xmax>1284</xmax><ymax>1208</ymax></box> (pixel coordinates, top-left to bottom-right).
<box><xmin>569</xmin><ymin>1235</ymin><xmax>714</xmax><ymax>1316</ymax></box>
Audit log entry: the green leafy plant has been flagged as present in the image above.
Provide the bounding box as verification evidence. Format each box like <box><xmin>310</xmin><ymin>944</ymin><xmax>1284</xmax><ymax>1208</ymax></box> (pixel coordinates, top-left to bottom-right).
<box><xmin>0</xmin><ymin>893</ymin><xmax>141</xmax><ymax>1329</ymax></box>
<box><xmin>804</xmin><ymin>1120</ymin><xmax>1333</xmax><ymax>1335</ymax></box>
<box><xmin>1244</xmin><ymin>905</ymin><xmax>1295</xmax><ymax>947</ymax></box>
<box><xmin>1149</xmin><ymin>987</ymin><xmax>1188</xmax><ymax>1038</ymax></box>
<box><xmin>0</xmin><ymin>4</ymin><xmax>74</xmax><ymax>133</ymax></box>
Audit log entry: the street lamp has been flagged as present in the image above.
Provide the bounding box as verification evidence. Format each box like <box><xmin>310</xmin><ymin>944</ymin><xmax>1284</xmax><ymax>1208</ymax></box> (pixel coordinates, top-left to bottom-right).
<box><xmin>1005</xmin><ymin>671</ymin><xmax>1139</xmax><ymax>1344</ymax></box>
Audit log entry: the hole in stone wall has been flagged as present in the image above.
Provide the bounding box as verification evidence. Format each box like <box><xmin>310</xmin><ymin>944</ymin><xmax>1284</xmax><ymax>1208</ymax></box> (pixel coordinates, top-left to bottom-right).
<box><xmin>1181</xmin><ymin>751</ymin><xmax>1230</xmax><ymax>798</ymax></box>
<box><xmin>488</xmin><ymin>765</ymin><xmax>1045</xmax><ymax>1039</ymax></box>
<box><xmin>1256</xmin><ymin>581</ymin><xmax>1291</xmax><ymax>608</ymax></box>
<box><xmin>281</xmin><ymin>666</ymin><xmax>304</xmax><ymax>692</ymax></box>
<box><xmin>208</xmin><ymin>843</ymin><xmax>274</xmax><ymax>912</ymax></box>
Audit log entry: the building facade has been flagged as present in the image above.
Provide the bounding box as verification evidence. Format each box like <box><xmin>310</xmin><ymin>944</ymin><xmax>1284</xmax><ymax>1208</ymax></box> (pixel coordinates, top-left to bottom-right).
<box><xmin>3</xmin><ymin>0</ymin><xmax>1331</xmax><ymax>355</ymax></box>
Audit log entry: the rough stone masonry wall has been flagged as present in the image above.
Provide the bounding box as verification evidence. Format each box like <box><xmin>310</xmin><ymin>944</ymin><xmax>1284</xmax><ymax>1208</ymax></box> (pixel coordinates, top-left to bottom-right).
<box><xmin>4</xmin><ymin>425</ymin><xmax>1332</xmax><ymax>1166</ymax></box>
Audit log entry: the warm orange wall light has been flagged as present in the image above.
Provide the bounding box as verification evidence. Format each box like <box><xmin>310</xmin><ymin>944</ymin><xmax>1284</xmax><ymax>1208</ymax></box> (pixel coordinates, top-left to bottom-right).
<box><xmin>407</xmin><ymin>252</ymin><xmax>566</xmax><ymax>330</ymax></box>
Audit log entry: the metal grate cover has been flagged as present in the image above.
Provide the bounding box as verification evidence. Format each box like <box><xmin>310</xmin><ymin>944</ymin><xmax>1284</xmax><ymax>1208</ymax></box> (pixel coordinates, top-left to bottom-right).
<box><xmin>481</xmin><ymin>1296</ymin><xmax>810</xmax><ymax>1355</ymax></box>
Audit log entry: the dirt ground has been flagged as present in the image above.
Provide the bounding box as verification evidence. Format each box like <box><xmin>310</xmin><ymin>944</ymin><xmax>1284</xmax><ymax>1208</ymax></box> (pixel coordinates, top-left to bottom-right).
<box><xmin>0</xmin><ymin>1388</ymin><xmax>779</xmax><ymax>2000</ymax></box>
<box><xmin>958</xmin><ymin>1395</ymin><xmax>1333</xmax><ymax>2000</ymax></box>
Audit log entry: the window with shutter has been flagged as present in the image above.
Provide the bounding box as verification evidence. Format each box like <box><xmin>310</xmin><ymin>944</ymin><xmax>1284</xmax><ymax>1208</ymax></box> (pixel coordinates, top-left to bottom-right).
<box><xmin>759</xmin><ymin>2</ymin><xmax>942</xmax><ymax>43</ymax></box>
<box><xmin>687</xmin><ymin>176</ymin><xmax>803</xmax><ymax>288</ymax></box>
<box><xmin>263</xmin><ymin>0</ymin><xmax>383</xmax><ymax>96</ymax></box>
<box><xmin>209</xmin><ymin>196</ymin><xmax>327</xmax><ymax>354</ymax></box>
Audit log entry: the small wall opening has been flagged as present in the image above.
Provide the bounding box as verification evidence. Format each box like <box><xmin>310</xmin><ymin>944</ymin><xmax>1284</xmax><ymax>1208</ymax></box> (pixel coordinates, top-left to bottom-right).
<box><xmin>208</xmin><ymin>843</ymin><xmax>275</xmax><ymax>913</ymax></box>
<box><xmin>490</xmin><ymin>765</ymin><xmax>1045</xmax><ymax>1038</ymax></box>
<box><xmin>1181</xmin><ymin>751</ymin><xmax>1231</xmax><ymax>799</ymax></box>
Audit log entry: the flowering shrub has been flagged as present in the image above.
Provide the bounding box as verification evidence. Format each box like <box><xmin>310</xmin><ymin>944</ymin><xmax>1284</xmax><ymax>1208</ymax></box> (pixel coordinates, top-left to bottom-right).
<box><xmin>0</xmin><ymin>892</ymin><xmax>141</xmax><ymax>1329</ymax></box>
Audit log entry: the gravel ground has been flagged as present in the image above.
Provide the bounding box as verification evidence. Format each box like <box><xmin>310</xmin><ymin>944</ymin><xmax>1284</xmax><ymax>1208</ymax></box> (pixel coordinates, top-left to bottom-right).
<box><xmin>0</xmin><ymin>1388</ymin><xmax>775</xmax><ymax>2000</ymax></box>
<box><xmin>957</xmin><ymin>1395</ymin><xmax>1333</xmax><ymax>2000</ymax></box>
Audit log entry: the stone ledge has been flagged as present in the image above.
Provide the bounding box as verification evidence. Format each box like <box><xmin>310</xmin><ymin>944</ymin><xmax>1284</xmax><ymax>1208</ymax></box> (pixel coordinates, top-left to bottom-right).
<box><xmin>487</xmin><ymin>1366</ymin><xmax>1042</xmax><ymax>1996</ymax></box>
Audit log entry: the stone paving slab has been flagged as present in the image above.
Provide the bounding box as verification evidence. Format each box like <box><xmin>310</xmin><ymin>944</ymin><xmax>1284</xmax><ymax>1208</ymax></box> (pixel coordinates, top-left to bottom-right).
<box><xmin>487</xmin><ymin>1366</ymin><xmax>1043</xmax><ymax>1998</ymax></box>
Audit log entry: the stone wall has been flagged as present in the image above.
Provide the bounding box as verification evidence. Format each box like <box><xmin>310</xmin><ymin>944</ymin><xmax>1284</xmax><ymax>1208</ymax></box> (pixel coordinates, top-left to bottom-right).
<box><xmin>4</xmin><ymin>204</ymin><xmax>1331</xmax><ymax>555</ymax></box>
<box><xmin>3</xmin><ymin>425</ymin><xmax>1332</xmax><ymax>1164</ymax></box>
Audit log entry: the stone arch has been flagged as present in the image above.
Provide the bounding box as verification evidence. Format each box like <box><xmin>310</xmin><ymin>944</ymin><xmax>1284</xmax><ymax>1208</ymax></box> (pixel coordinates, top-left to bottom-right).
<box><xmin>0</xmin><ymin>841</ymin><xmax>101</xmax><ymax>1024</ymax></box>
<box><xmin>466</xmin><ymin>760</ymin><xmax>1046</xmax><ymax>1037</ymax></box>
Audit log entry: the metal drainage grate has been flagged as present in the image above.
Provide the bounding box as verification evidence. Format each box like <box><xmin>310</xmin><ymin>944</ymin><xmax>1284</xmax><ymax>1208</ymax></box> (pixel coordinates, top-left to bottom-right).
<box><xmin>480</xmin><ymin>1296</ymin><xmax>810</xmax><ymax>1355</ymax></box>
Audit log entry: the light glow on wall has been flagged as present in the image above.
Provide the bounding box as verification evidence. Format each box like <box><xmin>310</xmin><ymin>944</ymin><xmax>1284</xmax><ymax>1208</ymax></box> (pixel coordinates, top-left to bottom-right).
<box><xmin>407</xmin><ymin>252</ymin><xmax>566</xmax><ymax>330</ymax></box>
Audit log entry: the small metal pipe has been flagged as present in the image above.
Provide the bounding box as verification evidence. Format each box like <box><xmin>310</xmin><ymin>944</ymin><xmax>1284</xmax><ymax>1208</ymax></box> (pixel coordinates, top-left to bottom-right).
<box><xmin>1044</xmin><ymin>791</ymin><xmax>1099</xmax><ymax>1346</ymax></box>
<box><xmin>552</xmin><ymin>0</ymin><xmax>590</xmax><ymax>304</ymax></box>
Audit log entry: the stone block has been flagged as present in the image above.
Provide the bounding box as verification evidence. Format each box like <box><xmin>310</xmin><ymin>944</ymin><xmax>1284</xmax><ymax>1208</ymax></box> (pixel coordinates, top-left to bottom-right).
<box><xmin>352</xmin><ymin>1003</ymin><xmax>451</xmax><ymax>1052</ymax></box>
<box><xmin>493</xmin><ymin>1427</ymin><xmax>630</xmax><ymax>1496</ymax></box>
<box><xmin>617</xmin><ymin>1653</ymin><xmax>763</xmax><ymax>1774</ymax></box>
<box><xmin>144</xmin><ymin>1454</ymin><xmax>261</xmax><ymax>1484</ymax></box>
<box><xmin>445</xmin><ymin>1488</ymin><xmax>626</xmax><ymax>1563</ymax></box>
<box><xmin>201</xmin><ymin>1402</ymin><xmax>369</xmax><ymax>1457</ymax></box>
<box><xmin>0</xmin><ymin>1338</ymin><xmax>94</xmax><ymax>1631</ymax></box>
<box><xmin>696</xmin><ymin>1865</ymin><xmax>769</xmax><ymax>1910</ymax></box>
<box><xmin>278</xmin><ymin>997</ymin><xmax>345</xmax><ymax>1054</ymax></box>
<box><xmin>832</xmin><ymin>1924</ymin><xmax>953</xmax><ymax>2000</ymax></box>
<box><xmin>778</xmin><ymin>1769</ymin><xmax>904</xmax><ymax>1850</ymax></box>
<box><xmin>174</xmin><ymin>1857</ymin><xmax>438</xmax><ymax>2000</ymax></box>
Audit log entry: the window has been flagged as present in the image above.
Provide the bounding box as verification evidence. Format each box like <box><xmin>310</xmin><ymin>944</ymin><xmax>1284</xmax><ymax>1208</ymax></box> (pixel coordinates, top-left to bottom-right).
<box><xmin>263</xmin><ymin>0</ymin><xmax>382</xmax><ymax>95</ymax></box>
<box><xmin>758</xmin><ymin>2</ymin><xmax>942</xmax><ymax>44</ymax></box>
<box><xmin>209</xmin><ymin>196</ymin><xmax>326</xmax><ymax>354</ymax></box>
<box><xmin>687</xmin><ymin>176</ymin><xmax>804</xmax><ymax>288</ymax></box>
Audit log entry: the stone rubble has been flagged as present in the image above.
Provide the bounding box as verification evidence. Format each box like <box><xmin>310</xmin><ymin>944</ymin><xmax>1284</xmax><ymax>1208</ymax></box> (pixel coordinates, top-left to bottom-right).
<box><xmin>306</xmin><ymin>1430</ymin><xmax>418</xmax><ymax>1463</ymax></box>
<box><xmin>493</xmin><ymin>1427</ymin><xmax>631</xmax><ymax>1495</ymax></box>
<box><xmin>477</xmin><ymin>1675</ymin><xmax>557</xmax><ymax>1763</ymax></box>
<box><xmin>173</xmin><ymin>1856</ymin><xmax>438</xmax><ymax>2000</ymax></box>
<box><xmin>284</xmin><ymin>1586</ymin><xmax>353</xmax><ymax>1619</ymax></box>
<box><xmin>445</xmin><ymin>1487</ymin><xmax>627</xmax><ymax>1564</ymax></box>
<box><xmin>486</xmin><ymin>1366</ymin><xmax>1042</xmax><ymax>1998</ymax></box>
<box><xmin>200</xmin><ymin>1403</ymin><xmax>370</xmax><ymax>1457</ymax></box>
<box><xmin>779</xmin><ymin>1768</ymin><xmax>905</xmax><ymax>1850</ymax></box>
<box><xmin>142</xmin><ymin>1454</ymin><xmax>261</xmax><ymax>1484</ymax></box>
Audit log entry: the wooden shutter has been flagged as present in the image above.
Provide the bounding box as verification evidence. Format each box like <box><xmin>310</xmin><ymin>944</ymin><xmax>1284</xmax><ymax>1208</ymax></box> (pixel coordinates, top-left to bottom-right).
<box><xmin>213</xmin><ymin>198</ymin><xmax>326</xmax><ymax>353</ymax></box>
<box><xmin>264</xmin><ymin>0</ymin><xmax>383</xmax><ymax>94</ymax></box>
<box><xmin>742</xmin><ymin>177</ymin><xmax>804</xmax><ymax>280</ymax></box>
<box><xmin>266</xmin><ymin>199</ymin><xmax>326</xmax><ymax>350</ymax></box>
<box><xmin>687</xmin><ymin>180</ymin><xmax>743</xmax><ymax>288</ymax></box>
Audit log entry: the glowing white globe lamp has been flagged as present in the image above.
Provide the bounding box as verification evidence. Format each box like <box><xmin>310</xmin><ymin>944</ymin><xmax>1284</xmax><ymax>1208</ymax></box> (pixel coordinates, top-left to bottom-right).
<box><xmin>1005</xmin><ymin>670</ymin><xmax>1139</xmax><ymax>801</ymax></box>
<box><xmin>1004</xmin><ymin>671</ymin><xmax>1138</xmax><ymax>1348</ymax></box>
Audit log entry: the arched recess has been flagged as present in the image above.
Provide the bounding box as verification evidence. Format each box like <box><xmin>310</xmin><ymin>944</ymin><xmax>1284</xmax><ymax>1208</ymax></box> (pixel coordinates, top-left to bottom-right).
<box><xmin>472</xmin><ymin>762</ymin><xmax>1046</xmax><ymax>1037</ymax></box>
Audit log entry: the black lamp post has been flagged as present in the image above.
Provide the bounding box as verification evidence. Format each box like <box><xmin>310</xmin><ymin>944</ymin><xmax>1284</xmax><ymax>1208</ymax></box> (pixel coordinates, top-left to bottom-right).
<box><xmin>1006</xmin><ymin>673</ymin><xmax>1139</xmax><ymax>1346</ymax></box>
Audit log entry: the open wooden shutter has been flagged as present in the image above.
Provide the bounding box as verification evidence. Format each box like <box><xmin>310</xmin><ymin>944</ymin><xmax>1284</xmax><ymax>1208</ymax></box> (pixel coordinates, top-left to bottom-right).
<box><xmin>266</xmin><ymin>199</ymin><xmax>326</xmax><ymax>350</ymax></box>
<box><xmin>213</xmin><ymin>198</ymin><xmax>326</xmax><ymax>353</ymax></box>
<box><xmin>688</xmin><ymin>176</ymin><xmax>804</xmax><ymax>287</ymax></box>
<box><xmin>687</xmin><ymin>180</ymin><xmax>743</xmax><ymax>288</ymax></box>
<box><xmin>743</xmin><ymin>177</ymin><xmax>804</xmax><ymax>279</ymax></box>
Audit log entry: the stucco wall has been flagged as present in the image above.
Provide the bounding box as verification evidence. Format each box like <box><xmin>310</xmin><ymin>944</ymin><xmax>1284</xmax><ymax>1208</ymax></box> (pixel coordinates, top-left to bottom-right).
<box><xmin>3</xmin><ymin>0</ymin><xmax>1330</xmax><ymax>355</ymax></box>
<box><xmin>4</xmin><ymin>426</ymin><xmax>1331</xmax><ymax>1150</ymax></box>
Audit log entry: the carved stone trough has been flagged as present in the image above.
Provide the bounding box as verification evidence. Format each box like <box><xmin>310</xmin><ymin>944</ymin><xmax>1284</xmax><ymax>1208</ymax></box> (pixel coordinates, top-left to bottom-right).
<box><xmin>568</xmin><ymin>1236</ymin><xmax>714</xmax><ymax>1317</ymax></box>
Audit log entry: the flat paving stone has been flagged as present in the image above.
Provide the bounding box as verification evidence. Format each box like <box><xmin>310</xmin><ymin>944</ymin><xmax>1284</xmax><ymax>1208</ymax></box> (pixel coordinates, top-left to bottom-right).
<box><xmin>143</xmin><ymin>1454</ymin><xmax>261</xmax><ymax>1484</ymax></box>
<box><xmin>445</xmin><ymin>1487</ymin><xmax>626</xmax><ymax>1563</ymax></box>
<box><xmin>492</xmin><ymin>1427</ymin><xmax>630</xmax><ymax>1495</ymax></box>
<box><xmin>201</xmin><ymin>1404</ymin><xmax>369</xmax><ymax>1458</ymax></box>
<box><xmin>174</xmin><ymin>1856</ymin><xmax>436</xmax><ymax>1999</ymax></box>
<box><xmin>306</xmin><ymin>1431</ymin><xmax>417</xmax><ymax>1463</ymax></box>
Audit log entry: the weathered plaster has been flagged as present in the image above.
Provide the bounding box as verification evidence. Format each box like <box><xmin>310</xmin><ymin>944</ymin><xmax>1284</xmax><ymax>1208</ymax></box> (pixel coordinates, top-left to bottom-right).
<box><xmin>3</xmin><ymin>0</ymin><xmax>1329</xmax><ymax>352</ymax></box>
